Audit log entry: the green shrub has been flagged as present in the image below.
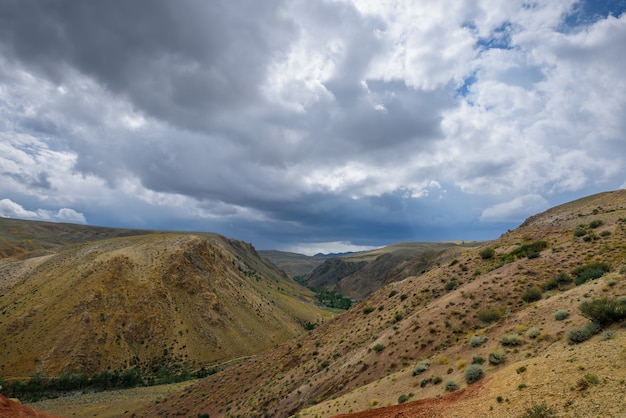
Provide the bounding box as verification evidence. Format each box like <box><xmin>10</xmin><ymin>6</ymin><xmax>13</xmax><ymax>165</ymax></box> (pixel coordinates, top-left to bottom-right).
<box><xmin>444</xmin><ymin>379</ymin><xmax>459</xmax><ymax>392</ymax></box>
<box><xmin>543</xmin><ymin>272</ymin><xmax>572</xmax><ymax>290</ymax></box>
<box><xmin>521</xmin><ymin>287</ymin><xmax>542</xmax><ymax>303</ymax></box>
<box><xmin>500</xmin><ymin>334</ymin><xmax>523</xmax><ymax>346</ymax></box>
<box><xmin>397</xmin><ymin>394</ymin><xmax>409</xmax><ymax>404</ymax></box>
<box><xmin>589</xmin><ymin>219</ymin><xmax>603</xmax><ymax>228</ymax></box>
<box><xmin>508</xmin><ymin>240</ymin><xmax>548</xmax><ymax>259</ymax></box>
<box><xmin>602</xmin><ymin>330</ymin><xmax>615</xmax><ymax>340</ymax></box>
<box><xmin>573</xmin><ymin>228</ymin><xmax>587</xmax><ymax>237</ymax></box>
<box><xmin>579</xmin><ymin>297</ymin><xmax>626</xmax><ymax>326</ymax></box>
<box><xmin>412</xmin><ymin>360</ymin><xmax>430</xmax><ymax>376</ymax></box>
<box><xmin>553</xmin><ymin>310</ymin><xmax>569</xmax><ymax>320</ymax></box>
<box><xmin>583</xmin><ymin>373</ymin><xmax>599</xmax><ymax>384</ymax></box>
<box><xmin>464</xmin><ymin>364</ymin><xmax>483</xmax><ymax>384</ymax></box>
<box><xmin>600</xmin><ymin>230</ymin><xmax>611</xmax><ymax>237</ymax></box>
<box><xmin>445</xmin><ymin>280</ymin><xmax>458</xmax><ymax>291</ymax></box>
<box><xmin>477</xmin><ymin>306</ymin><xmax>504</xmax><ymax>324</ymax></box>
<box><xmin>479</xmin><ymin>247</ymin><xmax>495</xmax><ymax>259</ymax></box>
<box><xmin>520</xmin><ymin>401</ymin><xmax>556</xmax><ymax>418</ymax></box>
<box><xmin>572</xmin><ymin>262</ymin><xmax>610</xmax><ymax>286</ymax></box>
<box><xmin>363</xmin><ymin>306</ymin><xmax>376</xmax><ymax>314</ymax></box>
<box><xmin>471</xmin><ymin>355</ymin><xmax>484</xmax><ymax>365</ymax></box>
<box><xmin>431</xmin><ymin>375</ymin><xmax>442</xmax><ymax>384</ymax></box>
<box><xmin>488</xmin><ymin>351</ymin><xmax>504</xmax><ymax>365</ymax></box>
<box><xmin>567</xmin><ymin>327</ymin><xmax>591</xmax><ymax>344</ymax></box>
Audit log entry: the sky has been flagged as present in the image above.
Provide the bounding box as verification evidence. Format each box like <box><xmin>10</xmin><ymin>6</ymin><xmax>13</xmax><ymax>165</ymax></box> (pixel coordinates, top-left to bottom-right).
<box><xmin>1</xmin><ymin>0</ymin><xmax>626</xmax><ymax>255</ymax></box>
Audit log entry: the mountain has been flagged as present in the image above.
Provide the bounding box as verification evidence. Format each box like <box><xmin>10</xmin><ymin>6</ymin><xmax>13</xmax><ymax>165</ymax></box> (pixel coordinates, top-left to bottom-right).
<box><xmin>297</xmin><ymin>241</ymin><xmax>484</xmax><ymax>299</ymax></box>
<box><xmin>0</xmin><ymin>219</ymin><xmax>332</xmax><ymax>380</ymax></box>
<box><xmin>257</xmin><ymin>250</ymin><xmax>327</xmax><ymax>279</ymax></box>
<box><xmin>129</xmin><ymin>190</ymin><xmax>626</xmax><ymax>418</ymax></box>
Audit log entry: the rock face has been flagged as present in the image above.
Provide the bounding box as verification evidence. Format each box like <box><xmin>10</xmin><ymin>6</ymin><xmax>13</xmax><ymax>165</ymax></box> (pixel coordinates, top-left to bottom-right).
<box><xmin>0</xmin><ymin>393</ymin><xmax>60</xmax><ymax>418</ymax></box>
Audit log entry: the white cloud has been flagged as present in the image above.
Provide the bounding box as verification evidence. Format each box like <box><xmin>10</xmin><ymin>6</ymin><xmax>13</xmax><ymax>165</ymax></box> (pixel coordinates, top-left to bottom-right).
<box><xmin>480</xmin><ymin>194</ymin><xmax>549</xmax><ymax>222</ymax></box>
<box><xmin>0</xmin><ymin>198</ymin><xmax>86</xmax><ymax>223</ymax></box>
<box><xmin>285</xmin><ymin>241</ymin><xmax>380</xmax><ymax>256</ymax></box>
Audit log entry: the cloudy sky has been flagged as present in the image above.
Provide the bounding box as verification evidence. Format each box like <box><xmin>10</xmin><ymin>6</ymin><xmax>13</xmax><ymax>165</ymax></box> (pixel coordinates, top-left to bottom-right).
<box><xmin>1</xmin><ymin>0</ymin><xmax>625</xmax><ymax>254</ymax></box>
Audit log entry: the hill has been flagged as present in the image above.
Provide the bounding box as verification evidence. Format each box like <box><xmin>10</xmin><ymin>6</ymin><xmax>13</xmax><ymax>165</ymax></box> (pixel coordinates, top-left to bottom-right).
<box><xmin>128</xmin><ymin>190</ymin><xmax>626</xmax><ymax>418</ymax></box>
<box><xmin>257</xmin><ymin>250</ymin><xmax>327</xmax><ymax>279</ymax></box>
<box><xmin>0</xmin><ymin>220</ymin><xmax>332</xmax><ymax>382</ymax></box>
<box><xmin>297</xmin><ymin>241</ymin><xmax>484</xmax><ymax>299</ymax></box>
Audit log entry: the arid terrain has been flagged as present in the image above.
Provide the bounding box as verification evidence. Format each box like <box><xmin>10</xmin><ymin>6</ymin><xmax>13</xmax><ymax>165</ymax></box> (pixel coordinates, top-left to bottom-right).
<box><xmin>2</xmin><ymin>190</ymin><xmax>626</xmax><ymax>418</ymax></box>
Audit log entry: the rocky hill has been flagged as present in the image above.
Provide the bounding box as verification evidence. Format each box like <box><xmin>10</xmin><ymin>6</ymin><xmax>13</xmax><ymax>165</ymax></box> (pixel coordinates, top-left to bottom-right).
<box><xmin>130</xmin><ymin>190</ymin><xmax>626</xmax><ymax>418</ymax></box>
<box><xmin>0</xmin><ymin>221</ymin><xmax>331</xmax><ymax>381</ymax></box>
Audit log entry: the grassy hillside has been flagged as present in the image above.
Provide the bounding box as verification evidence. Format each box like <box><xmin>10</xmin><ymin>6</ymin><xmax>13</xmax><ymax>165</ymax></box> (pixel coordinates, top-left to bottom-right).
<box><xmin>127</xmin><ymin>190</ymin><xmax>626</xmax><ymax>418</ymax></box>
<box><xmin>0</xmin><ymin>227</ymin><xmax>332</xmax><ymax>383</ymax></box>
<box><xmin>258</xmin><ymin>250</ymin><xmax>327</xmax><ymax>278</ymax></box>
<box><xmin>300</xmin><ymin>241</ymin><xmax>484</xmax><ymax>299</ymax></box>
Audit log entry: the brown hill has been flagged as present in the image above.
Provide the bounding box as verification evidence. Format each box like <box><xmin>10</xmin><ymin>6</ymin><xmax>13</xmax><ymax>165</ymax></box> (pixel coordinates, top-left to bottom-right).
<box><xmin>0</xmin><ymin>226</ymin><xmax>332</xmax><ymax>381</ymax></box>
<box><xmin>295</xmin><ymin>242</ymin><xmax>484</xmax><ymax>300</ymax></box>
<box><xmin>129</xmin><ymin>190</ymin><xmax>626</xmax><ymax>418</ymax></box>
<box><xmin>0</xmin><ymin>393</ymin><xmax>59</xmax><ymax>418</ymax></box>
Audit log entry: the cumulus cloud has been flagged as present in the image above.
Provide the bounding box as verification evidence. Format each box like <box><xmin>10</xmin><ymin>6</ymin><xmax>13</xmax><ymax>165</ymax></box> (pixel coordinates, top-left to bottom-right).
<box><xmin>0</xmin><ymin>199</ymin><xmax>86</xmax><ymax>224</ymax></box>
<box><xmin>0</xmin><ymin>0</ymin><xmax>625</xmax><ymax>250</ymax></box>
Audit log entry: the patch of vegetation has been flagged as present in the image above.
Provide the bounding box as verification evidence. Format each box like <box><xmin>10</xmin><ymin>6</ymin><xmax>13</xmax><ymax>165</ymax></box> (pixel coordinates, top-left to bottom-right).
<box><xmin>464</xmin><ymin>364</ymin><xmax>483</xmax><ymax>384</ymax></box>
<box><xmin>553</xmin><ymin>309</ymin><xmax>569</xmax><ymax>320</ymax></box>
<box><xmin>469</xmin><ymin>335</ymin><xmax>487</xmax><ymax>347</ymax></box>
<box><xmin>566</xmin><ymin>320</ymin><xmax>602</xmax><ymax>344</ymax></box>
<box><xmin>579</xmin><ymin>297</ymin><xmax>626</xmax><ymax>326</ymax></box>
<box><xmin>372</xmin><ymin>344</ymin><xmax>385</xmax><ymax>353</ymax></box>
<box><xmin>589</xmin><ymin>219</ymin><xmax>604</xmax><ymax>228</ymax></box>
<box><xmin>412</xmin><ymin>360</ymin><xmax>430</xmax><ymax>376</ymax></box>
<box><xmin>526</xmin><ymin>327</ymin><xmax>539</xmax><ymax>339</ymax></box>
<box><xmin>507</xmin><ymin>240</ymin><xmax>548</xmax><ymax>260</ymax></box>
<box><xmin>363</xmin><ymin>306</ymin><xmax>376</xmax><ymax>314</ymax></box>
<box><xmin>479</xmin><ymin>247</ymin><xmax>495</xmax><ymax>260</ymax></box>
<box><xmin>444</xmin><ymin>379</ymin><xmax>459</xmax><ymax>392</ymax></box>
<box><xmin>488</xmin><ymin>351</ymin><xmax>504</xmax><ymax>365</ymax></box>
<box><xmin>313</xmin><ymin>288</ymin><xmax>352</xmax><ymax>310</ymax></box>
<box><xmin>542</xmin><ymin>272</ymin><xmax>573</xmax><ymax>290</ymax></box>
<box><xmin>520</xmin><ymin>401</ymin><xmax>556</xmax><ymax>418</ymax></box>
<box><xmin>500</xmin><ymin>334</ymin><xmax>523</xmax><ymax>346</ymax></box>
<box><xmin>397</xmin><ymin>393</ymin><xmax>410</xmax><ymax>404</ymax></box>
<box><xmin>521</xmin><ymin>287</ymin><xmax>542</xmax><ymax>303</ymax></box>
<box><xmin>477</xmin><ymin>306</ymin><xmax>504</xmax><ymax>324</ymax></box>
<box><xmin>583</xmin><ymin>373</ymin><xmax>600</xmax><ymax>384</ymax></box>
<box><xmin>572</xmin><ymin>262</ymin><xmax>610</xmax><ymax>286</ymax></box>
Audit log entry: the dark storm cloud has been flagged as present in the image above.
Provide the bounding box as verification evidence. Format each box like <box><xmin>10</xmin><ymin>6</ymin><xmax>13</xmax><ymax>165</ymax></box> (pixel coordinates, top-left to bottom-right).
<box><xmin>0</xmin><ymin>0</ymin><xmax>294</xmax><ymax>132</ymax></box>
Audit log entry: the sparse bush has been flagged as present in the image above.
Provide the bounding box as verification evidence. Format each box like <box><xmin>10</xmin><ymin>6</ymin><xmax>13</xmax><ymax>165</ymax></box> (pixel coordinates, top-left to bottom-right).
<box><xmin>602</xmin><ymin>330</ymin><xmax>615</xmax><ymax>340</ymax></box>
<box><xmin>363</xmin><ymin>307</ymin><xmax>375</xmax><ymax>314</ymax></box>
<box><xmin>372</xmin><ymin>344</ymin><xmax>385</xmax><ymax>353</ymax></box>
<box><xmin>567</xmin><ymin>326</ymin><xmax>591</xmax><ymax>344</ymax></box>
<box><xmin>471</xmin><ymin>355</ymin><xmax>484</xmax><ymax>365</ymax></box>
<box><xmin>477</xmin><ymin>306</ymin><xmax>504</xmax><ymax>324</ymax></box>
<box><xmin>573</xmin><ymin>228</ymin><xmax>587</xmax><ymax>237</ymax></box>
<box><xmin>508</xmin><ymin>240</ymin><xmax>548</xmax><ymax>259</ymax></box>
<box><xmin>526</xmin><ymin>327</ymin><xmax>539</xmax><ymax>339</ymax></box>
<box><xmin>431</xmin><ymin>375</ymin><xmax>442</xmax><ymax>384</ymax></box>
<box><xmin>521</xmin><ymin>401</ymin><xmax>556</xmax><ymax>418</ymax></box>
<box><xmin>500</xmin><ymin>334</ymin><xmax>523</xmax><ymax>346</ymax></box>
<box><xmin>600</xmin><ymin>230</ymin><xmax>611</xmax><ymax>237</ymax></box>
<box><xmin>469</xmin><ymin>335</ymin><xmax>487</xmax><ymax>347</ymax></box>
<box><xmin>522</xmin><ymin>287</ymin><xmax>542</xmax><ymax>303</ymax></box>
<box><xmin>412</xmin><ymin>360</ymin><xmax>430</xmax><ymax>376</ymax></box>
<box><xmin>464</xmin><ymin>364</ymin><xmax>483</xmax><ymax>384</ymax></box>
<box><xmin>516</xmin><ymin>366</ymin><xmax>527</xmax><ymax>374</ymax></box>
<box><xmin>389</xmin><ymin>290</ymin><xmax>398</xmax><ymax>298</ymax></box>
<box><xmin>583</xmin><ymin>373</ymin><xmax>599</xmax><ymax>384</ymax></box>
<box><xmin>582</xmin><ymin>320</ymin><xmax>602</xmax><ymax>336</ymax></box>
<box><xmin>445</xmin><ymin>280</ymin><xmax>457</xmax><ymax>291</ymax></box>
<box><xmin>479</xmin><ymin>247</ymin><xmax>495</xmax><ymax>260</ymax></box>
<box><xmin>579</xmin><ymin>297</ymin><xmax>626</xmax><ymax>326</ymax></box>
<box><xmin>554</xmin><ymin>310</ymin><xmax>569</xmax><ymax>320</ymax></box>
<box><xmin>488</xmin><ymin>351</ymin><xmax>504</xmax><ymax>365</ymax></box>
<box><xmin>543</xmin><ymin>272</ymin><xmax>573</xmax><ymax>290</ymax></box>
<box><xmin>444</xmin><ymin>379</ymin><xmax>459</xmax><ymax>392</ymax></box>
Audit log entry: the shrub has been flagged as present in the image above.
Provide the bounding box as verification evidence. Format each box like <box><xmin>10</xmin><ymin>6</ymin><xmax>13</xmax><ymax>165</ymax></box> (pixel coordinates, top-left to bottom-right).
<box><xmin>445</xmin><ymin>280</ymin><xmax>458</xmax><ymax>291</ymax></box>
<box><xmin>488</xmin><ymin>351</ymin><xmax>504</xmax><ymax>365</ymax></box>
<box><xmin>572</xmin><ymin>262</ymin><xmax>610</xmax><ymax>286</ymax></box>
<box><xmin>509</xmin><ymin>240</ymin><xmax>548</xmax><ymax>259</ymax></box>
<box><xmin>444</xmin><ymin>379</ymin><xmax>459</xmax><ymax>392</ymax></box>
<box><xmin>583</xmin><ymin>373</ymin><xmax>599</xmax><ymax>384</ymax></box>
<box><xmin>521</xmin><ymin>287</ymin><xmax>542</xmax><ymax>303</ymax></box>
<box><xmin>553</xmin><ymin>310</ymin><xmax>569</xmax><ymax>320</ymax></box>
<box><xmin>500</xmin><ymin>334</ymin><xmax>523</xmax><ymax>346</ymax></box>
<box><xmin>479</xmin><ymin>247</ymin><xmax>495</xmax><ymax>259</ymax></box>
<box><xmin>567</xmin><ymin>327</ymin><xmax>591</xmax><ymax>344</ymax></box>
<box><xmin>469</xmin><ymin>335</ymin><xmax>487</xmax><ymax>347</ymax></box>
<box><xmin>602</xmin><ymin>330</ymin><xmax>615</xmax><ymax>340</ymax></box>
<box><xmin>471</xmin><ymin>355</ymin><xmax>484</xmax><ymax>365</ymax></box>
<box><xmin>589</xmin><ymin>219</ymin><xmax>603</xmax><ymax>228</ymax></box>
<box><xmin>431</xmin><ymin>375</ymin><xmax>442</xmax><ymax>384</ymax></box>
<box><xmin>526</xmin><ymin>327</ymin><xmax>539</xmax><ymax>339</ymax></box>
<box><xmin>573</xmin><ymin>228</ymin><xmax>587</xmax><ymax>237</ymax></box>
<box><xmin>521</xmin><ymin>401</ymin><xmax>556</xmax><ymax>418</ymax></box>
<box><xmin>543</xmin><ymin>272</ymin><xmax>572</xmax><ymax>290</ymax></box>
<box><xmin>372</xmin><ymin>344</ymin><xmax>385</xmax><ymax>353</ymax></box>
<box><xmin>412</xmin><ymin>360</ymin><xmax>430</xmax><ymax>376</ymax></box>
<box><xmin>397</xmin><ymin>394</ymin><xmax>409</xmax><ymax>404</ymax></box>
<box><xmin>363</xmin><ymin>307</ymin><xmax>375</xmax><ymax>314</ymax></box>
<box><xmin>477</xmin><ymin>306</ymin><xmax>504</xmax><ymax>324</ymax></box>
<box><xmin>388</xmin><ymin>290</ymin><xmax>398</xmax><ymax>298</ymax></box>
<box><xmin>579</xmin><ymin>297</ymin><xmax>626</xmax><ymax>326</ymax></box>
<box><xmin>600</xmin><ymin>230</ymin><xmax>611</xmax><ymax>237</ymax></box>
<box><xmin>464</xmin><ymin>364</ymin><xmax>483</xmax><ymax>384</ymax></box>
